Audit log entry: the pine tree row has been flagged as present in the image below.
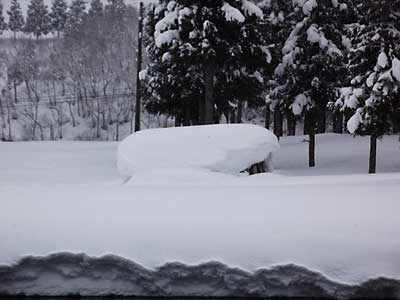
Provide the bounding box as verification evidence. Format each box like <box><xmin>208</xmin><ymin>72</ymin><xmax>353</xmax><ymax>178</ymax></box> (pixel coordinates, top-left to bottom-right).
<box><xmin>0</xmin><ymin>0</ymin><xmax>110</xmax><ymax>40</ymax></box>
<box><xmin>143</xmin><ymin>0</ymin><xmax>400</xmax><ymax>173</ymax></box>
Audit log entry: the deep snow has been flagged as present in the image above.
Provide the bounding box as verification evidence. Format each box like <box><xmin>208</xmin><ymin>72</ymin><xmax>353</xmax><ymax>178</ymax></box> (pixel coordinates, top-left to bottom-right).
<box><xmin>117</xmin><ymin>124</ymin><xmax>279</xmax><ymax>180</ymax></box>
<box><xmin>0</xmin><ymin>133</ymin><xmax>400</xmax><ymax>296</ymax></box>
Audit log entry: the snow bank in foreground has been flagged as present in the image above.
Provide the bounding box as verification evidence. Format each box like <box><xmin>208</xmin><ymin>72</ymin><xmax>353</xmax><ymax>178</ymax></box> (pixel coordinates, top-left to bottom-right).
<box><xmin>1</xmin><ymin>253</ymin><xmax>399</xmax><ymax>299</ymax></box>
<box><xmin>117</xmin><ymin>124</ymin><xmax>279</xmax><ymax>179</ymax></box>
<box><xmin>1</xmin><ymin>173</ymin><xmax>400</xmax><ymax>286</ymax></box>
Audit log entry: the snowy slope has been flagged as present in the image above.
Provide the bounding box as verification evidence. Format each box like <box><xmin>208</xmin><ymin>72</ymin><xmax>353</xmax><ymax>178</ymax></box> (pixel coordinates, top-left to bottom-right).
<box><xmin>0</xmin><ymin>133</ymin><xmax>400</xmax><ymax>297</ymax></box>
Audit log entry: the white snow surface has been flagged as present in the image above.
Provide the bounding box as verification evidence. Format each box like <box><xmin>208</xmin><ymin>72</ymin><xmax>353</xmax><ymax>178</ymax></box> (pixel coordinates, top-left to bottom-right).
<box><xmin>1</xmin><ymin>134</ymin><xmax>400</xmax><ymax>286</ymax></box>
<box><xmin>117</xmin><ymin>124</ymin><xmax>279</xmax><ymax>180</ymax></box>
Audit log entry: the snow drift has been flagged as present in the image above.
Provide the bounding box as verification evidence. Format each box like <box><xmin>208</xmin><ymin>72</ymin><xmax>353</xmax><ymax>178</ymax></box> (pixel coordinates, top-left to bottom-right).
<box><xmin>117</xmin><ymin>124</ymin><xmax>279</xmax><ymax>180</ymax></box>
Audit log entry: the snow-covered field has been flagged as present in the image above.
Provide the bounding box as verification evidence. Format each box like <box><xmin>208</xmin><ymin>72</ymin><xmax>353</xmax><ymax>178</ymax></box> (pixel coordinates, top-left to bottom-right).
<box><xmin>0</xmin><ymin>132</ymin><xmax>400</xmax><ymax>297</ymax></box>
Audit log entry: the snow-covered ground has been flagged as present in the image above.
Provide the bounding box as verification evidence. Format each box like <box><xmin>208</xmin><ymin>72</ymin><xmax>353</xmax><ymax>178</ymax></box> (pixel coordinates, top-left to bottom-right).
<box><xmin>0</xmin><ymin>132</ymin><xmax>400</xmax><ymax>297</ymax></box>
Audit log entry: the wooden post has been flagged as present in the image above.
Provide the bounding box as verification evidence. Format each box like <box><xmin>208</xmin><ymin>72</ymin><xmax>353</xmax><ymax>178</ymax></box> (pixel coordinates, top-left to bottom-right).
<box><xmin>134</xmin><ymin>2</ymin><xmax>144</xmax><ymax>132</ymax></box>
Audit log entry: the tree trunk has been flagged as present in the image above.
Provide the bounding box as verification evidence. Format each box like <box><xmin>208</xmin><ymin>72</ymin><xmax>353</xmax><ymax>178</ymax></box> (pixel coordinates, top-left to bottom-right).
<box><xmin>116</xmin><ymin>122</ymin><xmax>119</xmax><ymax>142</ymax></box>
<box><xmin>6</xmin><ymin>99</ymin><xmax>12</xmax><ymax>141</ymax></box>
<box><xmin>306</xmin><ymin>110</ymin><xmax>316</xmax><ymax>167</ymax></box>
<box><xmin>230</xmin><ymin>108</ymin><xmax>236</xmax><ymax>124</ymax></box>
<box><xmin>175</xmin><ymin>112</ymin><xmax>183</xmax><ymax>127</ymax></box>
<box><xmin>223</xmin><ymin>109</ymin><xmax>230</xmax><ymax>124</ymax></box>
<box><xmin>287</xmin><ymin>111</ymin><xmax>296</xmax><ymax>136</ymax></box>
<box><xmin>198</xmin><ymin>97</ymin><xmax>205</xmax><ymax>125</ymax></box>
<box><xmin>369</xmin><ymin>134</ymin><xmax>377</xmax><ymax>174</ymax></box>
<box><xmin>13</xmin><ymin>82</ymin><xmax>17</xmax><ymax>103</ymax></box>
<box><xmin>317</xmin><ymin>104</ymin><xmax>326</xmax><ymax>133</ymax></box>
<box><xmin>344</xmin><ymin>112</ymin><xmax>352</xmax><ymax>133</ymax></box>
<box><xmin>265</xmin><ymin>105</ymin><xmax>270</xmax><ymax>129</ymax></box>
<box><xmin>333</xmin><ymin>111</ymin><xmax>343</xmax><ymax>133</ymax></box>
<box><xmin>273</xmin><ymin>109</ymin><xmax>283</xmax><ymax>138</ymax></box>
<box><xmin>391</xmin><ymin>112</ymin><xmax>400</xmax><ymax>133</ymax></box>
<box><xmin>183</xmin><ymin>101</ymin><xmax>191</xmax><ymax>126</ymax></box>
<box><xmin>304</xmin><ymin>112</ymin><xmax>309</xmax><ymax>135</ymax></box>
<box><xmin>204</xmin><ymin>61</ymin><xmax>215</xmax><ymax>125</ymax></box>
<box><xmin>50</xmin><ymin>122</ymin><xmax>54</xmax><ymax>141</ymax></box>
<box><xmin>309</xmin><ymin>131</ymin><xmax>315</xmax><ymax>167</ymax></box>
<box><xmin>67</xmin><ymin>102</ymin><xmax>76</xmax><ymax>127</ymax></box>
<box><xmin>237</xmin><ymin>101</ymin><xmax>243</xmax><ymax>123</ymax></box>
<box><xmin>0</xmin><ymin>96</ymin><xmax>5</xmax><ymax>141</ymax></box>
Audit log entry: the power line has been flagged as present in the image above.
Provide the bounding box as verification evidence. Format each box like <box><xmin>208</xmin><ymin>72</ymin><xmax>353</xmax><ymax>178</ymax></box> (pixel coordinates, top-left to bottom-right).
<box><xmin>2</xmin><ymin>92</ymin><xmax>134</xmax><ymax>108</ymax></box>
<box><xmin>8</xmin><ymin>89</ymin><xmax>134</xmax><ymax>105</ymax></box>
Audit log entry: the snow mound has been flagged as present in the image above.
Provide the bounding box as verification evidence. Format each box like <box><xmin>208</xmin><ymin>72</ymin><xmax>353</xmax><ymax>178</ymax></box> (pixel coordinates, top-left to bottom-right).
<box><xmin>117</xmin><ymin>124</ymin><xmax>279</xmax><ymax>179</ymax></box>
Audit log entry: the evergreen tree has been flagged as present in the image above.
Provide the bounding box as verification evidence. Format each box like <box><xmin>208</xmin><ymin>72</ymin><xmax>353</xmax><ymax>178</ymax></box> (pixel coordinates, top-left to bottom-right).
<box><xmin>65</xmin><ymin>0</ymin><xmax>87</xmax><ymax>36</ymax></box>
<box><xmin>24</xmin><ymin>0</ymin><xmax>51</xmax><ymax>39</ymax></box>
<box><xmin>104</xmin><ymin>0</ymin><xmax>127</xmax><ymax>43</ymax></box>
<box><xmin>7</xmin><ymin>0</ymin><xmax>25</xmax><ymax>40</ymax></box>
<box><xmin>340</xmin><ymin>0</ymin><xmax>400</xmax><ymax>173</ymax></box>
<box><xmin>259</xmin><ymin>0</ymin><xmax>299</xmax><ymax>136</ymax></box>
<box><xmin>271</xmin><ymin>0</ymin><xmax>350</xmax><ymax>167</ymax></box>
<box><xmin>88</xmin><ymin>0</ymin><xmax>104</xmax><ymax>17</ymax></box>
<box><xmin>0</xmin><ymin>1</ymin><xmax>7</xmax><ymax>34</ymax></box>
<box><xmin>50</xmin><ymin>0</ymin><xmax>68</xmax><ymax>38</ymax></box>
<box><xmin>105</xmin><ymin>0</ymin><xmax>126</xmax><ymax>16</ymax></box>
<box><xmin>144</xmin><ymin>0</ymin><xmax>269</xmax><ymax>125</ymax></box>
<box><xmin>87</xmin><ymin>0</ymin><xmax>104</xmax><ymax>44</ymax></box>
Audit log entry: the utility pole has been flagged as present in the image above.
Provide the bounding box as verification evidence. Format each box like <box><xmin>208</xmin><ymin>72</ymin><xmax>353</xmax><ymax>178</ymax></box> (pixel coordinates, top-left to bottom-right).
<box><xmin>134</xmin><ymin>2</ymin><xmax>144</xmax><ymax>132</ymax></box>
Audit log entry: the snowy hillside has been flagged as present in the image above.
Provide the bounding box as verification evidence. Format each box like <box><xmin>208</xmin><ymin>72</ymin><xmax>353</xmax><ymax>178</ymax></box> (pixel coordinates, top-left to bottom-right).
<box><xmin>0</xmin><ymin>133</ymin><xmax>400</xmax><ymax>297</ymax></box>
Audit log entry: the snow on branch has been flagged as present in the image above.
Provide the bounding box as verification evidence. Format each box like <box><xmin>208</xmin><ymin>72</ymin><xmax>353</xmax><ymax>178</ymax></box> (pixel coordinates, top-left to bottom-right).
<box><xmin>241</xmin><ymin>0</ymin><xmax>263</xmax><ymax>19</ymax></box>
<box><xmin>155</xmin><ymin>30</ymin><xmax>179</xmax><ymax>47</ymax></box>
<box><xmin>306</xmin><ymin>24</ymin><xmax>342</xmax><ymax>57</ymax></box>
<box><xmin>221</xmin><ymin>2</ymin><xmax>245</xmax><ymax>23</ymax></box>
